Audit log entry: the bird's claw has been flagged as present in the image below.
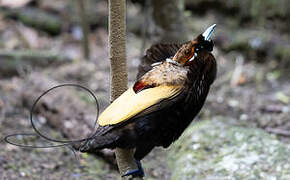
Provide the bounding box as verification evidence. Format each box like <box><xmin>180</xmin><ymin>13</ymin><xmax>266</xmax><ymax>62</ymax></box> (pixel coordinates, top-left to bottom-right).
<box><xmin>79</xmin><ymin>140</ymin><xmax>91</xmax><ymax>152</ymax></box>
<box><xmin>121</xmin><ymin>160</ymin><xmax>144</xmax><ymax>178</ymax></box>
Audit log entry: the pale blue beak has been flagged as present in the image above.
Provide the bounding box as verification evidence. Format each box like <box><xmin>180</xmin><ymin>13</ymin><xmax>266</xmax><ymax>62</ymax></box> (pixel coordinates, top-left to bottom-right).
<box><xmin>202</xmin><ymin>24</ymin><xmax>216</xmax><ymax>41</ymax></box>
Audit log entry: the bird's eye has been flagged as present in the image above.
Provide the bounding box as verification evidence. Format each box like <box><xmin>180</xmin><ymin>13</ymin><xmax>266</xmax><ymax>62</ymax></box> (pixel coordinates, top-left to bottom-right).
<box><xmin>185</xmin><ymin>49</ymin><xmax>191</xmax><ymax>55</ymax></box>
<box><xmin>194</xmin><ymin>44</ymin><xmax>202</xmax><ymax>53</ymax></box>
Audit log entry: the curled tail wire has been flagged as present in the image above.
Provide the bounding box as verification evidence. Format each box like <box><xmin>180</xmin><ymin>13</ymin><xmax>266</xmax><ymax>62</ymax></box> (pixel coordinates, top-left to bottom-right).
<box><xmin>3</xmin><ymin>84</ymin><xmax>101</xmax><ymax>162</ymax></box>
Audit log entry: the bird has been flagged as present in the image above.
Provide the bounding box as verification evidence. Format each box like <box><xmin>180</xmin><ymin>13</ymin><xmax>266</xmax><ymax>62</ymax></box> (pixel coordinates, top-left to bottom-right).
<box><xmin>80</xmin><ymin>24</ymin><xmax>217</xmax><ymax>177</ymax></box>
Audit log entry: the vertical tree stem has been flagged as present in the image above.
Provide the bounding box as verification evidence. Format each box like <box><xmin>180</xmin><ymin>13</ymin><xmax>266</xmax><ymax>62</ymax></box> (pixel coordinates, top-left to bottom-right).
<box><xmin>108</xmin><ymin>0</ymin><xmax>142</xmax><ymax>179</ymax></box>
<box><xmin>77</xmin><ymin>0</ymin><xmax>90</xmax><ymax>60</ymax></box>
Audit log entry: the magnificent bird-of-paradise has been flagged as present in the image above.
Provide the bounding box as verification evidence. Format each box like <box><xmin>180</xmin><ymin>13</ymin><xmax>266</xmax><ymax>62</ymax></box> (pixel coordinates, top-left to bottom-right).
<box><xmin>81</xmin><ymin>24</ymin><xmax>217</xmax><ymax>177</ymax></box>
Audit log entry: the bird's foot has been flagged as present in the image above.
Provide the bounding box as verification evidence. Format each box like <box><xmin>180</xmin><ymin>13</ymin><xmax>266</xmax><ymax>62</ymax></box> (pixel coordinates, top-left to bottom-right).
<box><xmin>78</xmin><ymin>139</ymin><xmax>91</xmax><ymax>152</ymax></box>
<box><xmin>121</xmin><ymin>160</ymin><xmax>144</xmax><ymax>178</ymax></box>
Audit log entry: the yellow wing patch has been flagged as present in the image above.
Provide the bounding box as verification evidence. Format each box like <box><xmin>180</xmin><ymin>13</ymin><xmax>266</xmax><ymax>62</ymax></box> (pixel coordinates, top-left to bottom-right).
<box><xmin>98</xmin><ymin>85</ymin><xmax>182</xmax><ymax>126</ymax></box>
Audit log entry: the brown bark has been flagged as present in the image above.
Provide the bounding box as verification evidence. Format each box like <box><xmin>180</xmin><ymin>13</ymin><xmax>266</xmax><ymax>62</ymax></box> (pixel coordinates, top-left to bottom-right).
<box><xmin>109</xmin><ymin>0</ymin><xmax>128</xmax><ymax>98</ymax></box>
<box><xmin>108</xmin><ymin>0</ymin><xmax>142</xmax><ymax>179</ymax></box>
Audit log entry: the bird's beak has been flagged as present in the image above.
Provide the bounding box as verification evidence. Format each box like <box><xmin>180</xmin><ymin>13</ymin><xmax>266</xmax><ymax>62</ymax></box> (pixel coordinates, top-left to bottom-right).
<box><xmin>202</xmin><ymin>24</ymin><xmax>216</xmax><ymax>41</ymax></box>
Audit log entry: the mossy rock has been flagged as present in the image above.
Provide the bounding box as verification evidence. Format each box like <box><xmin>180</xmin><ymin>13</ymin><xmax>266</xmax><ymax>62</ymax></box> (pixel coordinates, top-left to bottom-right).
<box><xmin>169</xmin><ymin>117</ymin><xmax>290</xmax><ymax>180</ymax></box>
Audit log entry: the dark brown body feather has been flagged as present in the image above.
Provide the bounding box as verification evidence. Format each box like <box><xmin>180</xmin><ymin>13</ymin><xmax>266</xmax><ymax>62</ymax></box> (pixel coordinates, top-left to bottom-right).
<box><xmin>81</xmin><ymin>43</ymin><xmax>217</xmax><ymax>161</ymax></box>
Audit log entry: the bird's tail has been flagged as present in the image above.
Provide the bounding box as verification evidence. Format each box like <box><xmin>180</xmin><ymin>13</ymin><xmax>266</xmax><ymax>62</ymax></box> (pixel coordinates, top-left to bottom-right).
<box><xmin>79</xmin><ymin>132</ymin><xmax>118</xmax><ymax>152</ymax></box>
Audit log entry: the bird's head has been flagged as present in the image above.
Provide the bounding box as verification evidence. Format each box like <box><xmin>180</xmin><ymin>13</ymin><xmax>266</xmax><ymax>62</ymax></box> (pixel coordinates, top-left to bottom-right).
<box><xmin>172</xmin><ymin>24</ymin><xmax>216</xmax><ymax>66</ymax></box>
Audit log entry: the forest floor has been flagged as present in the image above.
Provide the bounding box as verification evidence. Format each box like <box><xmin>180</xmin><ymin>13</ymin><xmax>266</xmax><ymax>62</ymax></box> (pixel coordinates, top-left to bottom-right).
<box><xmin>0</xmin><ymin>2</ymin><xmax>290</xmax><ymax>179</ymax></box>
<box><xmin>1</xmin><ymin>32</ymin><xmax>289</xmax><ymax>179</ymax></box>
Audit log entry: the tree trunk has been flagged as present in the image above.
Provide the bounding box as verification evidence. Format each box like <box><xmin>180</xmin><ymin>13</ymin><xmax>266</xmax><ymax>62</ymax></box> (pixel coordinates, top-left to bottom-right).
<box><xmin>77</xmin><ymin>0</ymin><xmax>90</xmax><ymax>60</ymax></box>
<box><xmin>108</xmin><ymin>0</ymin><xmax>142</xmax><ymax>179</ymax></box>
